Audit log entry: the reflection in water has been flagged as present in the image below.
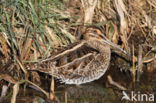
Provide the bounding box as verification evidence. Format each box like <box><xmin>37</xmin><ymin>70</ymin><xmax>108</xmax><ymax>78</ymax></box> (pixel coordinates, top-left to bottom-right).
<box><xmin>55</xmin><ymin>83</ymin><xmax>120</xmax><ymax>103</ymax></box>
<box><xmin>6</xmin><ymin>63</ymin><xmax>155</xmax><ymax>103</ymax></box>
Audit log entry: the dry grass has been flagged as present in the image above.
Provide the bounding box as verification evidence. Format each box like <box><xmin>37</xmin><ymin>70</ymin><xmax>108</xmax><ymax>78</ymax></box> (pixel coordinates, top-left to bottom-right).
<box><xmin>0</xmin><ymin>0</ymin><xmax>155</xmax><ymax>102</ymax></box>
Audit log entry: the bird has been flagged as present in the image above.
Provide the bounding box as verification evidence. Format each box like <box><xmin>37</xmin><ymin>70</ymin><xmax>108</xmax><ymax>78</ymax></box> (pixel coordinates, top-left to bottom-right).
<box><xmin>28</xmin><ymin>27</ymin><xmax>129</xmax><ymax>84</ymax></box>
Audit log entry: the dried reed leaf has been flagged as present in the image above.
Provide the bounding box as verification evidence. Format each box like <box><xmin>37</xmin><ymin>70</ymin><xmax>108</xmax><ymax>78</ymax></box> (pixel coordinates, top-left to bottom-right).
<box><xmin>51</xmin><ymin>8</ymin><xmax>71</xmax><ymax>18</ymax></box>
<box><xmin>26</xmin><ymin>80</ymin><xmax>49</xmax><ymax>98</ymax></box>
<box><xmin>138</xmin><ymin>45</ymin><xmax>143</xmax><ymax>72</ymax></box>
<box><xmin>107</xmin><ymin>75</ymin><xmax>127</xmax><ymax>90</ymax></box>
<box><xmin>105</xmin><ymin>23</ymin><xmax>110</xmax><ymax>38</ymax></box>
<box><xmin>82</xmin><ymin>0</ymin><xmax>98</xmax><ymax>24</ymax></box>
<box><xmin>114</xmin><ymin>0</ymin><xmax>129</xmax><ymax>52</ymax></box>
<box><xmin>45</xmin><ymin>25</ymin><xmax>60</xmax><ymax>47</ymax></box>
<box><xmin>147</xmin><ymin>0</ymin><xmax>156</xmax><ymax>9</ymax></box>
<box><xmin>152</xmin><ymin>26</ymin><xmax>156</xmax><ymax>35</ymax></box>
<box><xmin>0</xmin><ymin>34</ymin><xmax>9</xmax><ymax>59</ymax></box>
<box><xmin>59</xmin><ymin>27</ymin><xmax>76</xmax><ymax>43</ymax></box>
<box><xmin>107</xmin><ymin>23</ymin><xmax>115</xmax><ymax>39</ymax></box>
<box><xmin>50</xmin><ymin>65</ymin><xmax>55</xmax><ymax>101</ymax></box>
<box><xmin>117</xmin><ymin>0</ymin><xmax>128</xmax><ymax>15</ymax></box>
<box><xmin>50</xmin><ymin>76</ymin><xmax>55</xmax><ymax>101</ymax></box>
<box><xmin>0</xmin><ymin>74</ymin><xmax>17</xmax><ymax>84</ymax></box>
<box><xmin>16</xmin><ymin>58</ymin><xmax>28</xmax><ymax>78</ymax></box>
<box><xmin>11</xmin><ymin>83</ymin><xmax>19</xmax><ymax>103</ymax></box>
<box><xmin>0</xmin><ymin>33</ymin><xmax>11</xmax><ymax>47</ymax></box>
<box><xmin>114</xmin><ymin>0</ymin><xmax>128</xmax><ymax>35</ymax></box>
<box><xmin>20</xmin><ymin>38</ymin><xmax>33</xmax><ymax>61</ymax></box>
<box><xmin>65</xmin><ymin>91</ymin><xmax>67</xmax><ymax>103</ymax></box>
<box><xmin>132</xmin><ymin>42</ymin><xmax>135</xmax><ymax>83</ymax></box>
<box><xmin>112</xmin><ymin>23</ymin><xmax>119</xmax><ymax>44</ymax></box>
<box><xmin>137</xmin><ymin>45</ymin><xmax>143</xmax><ymax>82</ymax></box>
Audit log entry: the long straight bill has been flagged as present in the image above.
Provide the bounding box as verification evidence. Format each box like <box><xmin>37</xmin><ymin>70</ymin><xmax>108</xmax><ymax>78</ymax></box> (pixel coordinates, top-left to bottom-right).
<box><xmin>102</xmin><ymin>38</ymin><xmax>130</xmax><ymax>57</ymax></box>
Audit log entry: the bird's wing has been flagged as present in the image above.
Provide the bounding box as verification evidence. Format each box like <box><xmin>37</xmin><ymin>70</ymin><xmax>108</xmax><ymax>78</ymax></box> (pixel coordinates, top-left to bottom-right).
<box><xmin>28</xmin><ymin>40</ymin><xmax>99</xmax><ymax>75</ymax></box>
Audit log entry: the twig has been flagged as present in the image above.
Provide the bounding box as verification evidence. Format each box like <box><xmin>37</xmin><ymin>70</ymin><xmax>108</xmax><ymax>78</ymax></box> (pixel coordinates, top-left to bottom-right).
<box><xmin>26</xmin><ymin>80</ymin><xmax>49</xmax><ymax>98</ymax></box>
<box><xmin>0</xmin><ymin>85</ymin><xmax>9</xmax><ymax>103</ymax></box>
<box><xmin>65</xmin><ymin>91</ymin><xmax>67</xmax><ymax>103</ymax></box>
<box><xmin>49</xmin><ymin>69</ymin><xmax>55</xmax><ymax>101</ymax></box>
<box><xmin>16</xmin><ymin>58</ymin><xmax>29</xmax><ymax>78</ymax></box>
<box><xmin>137</xmin><ymin>45</ymin><xmax>143</xmax><ymax>82</ymax></box>
<box><xmin>132</xmin><ymin>41</ymin><xmax>135</xmax><ymax>83</ymax></box>
<box><xmin>143</xmin><ymin>56</ymin><xmax>156</xmax><ymax>63</ymax></box>
<box><xmin>11</xmin><ymin>83</ymin><xmax>19</xmax><ymax>103</ymax></box>
<box><xmin>107</xmin><ymin>75</ymin><xmax>127</xmax><ymax>90</ymax></box>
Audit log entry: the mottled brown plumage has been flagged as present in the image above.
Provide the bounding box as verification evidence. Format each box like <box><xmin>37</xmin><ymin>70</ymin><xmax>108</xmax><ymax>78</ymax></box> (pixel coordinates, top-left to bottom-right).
<box><xmin>28</xmin><ymin>28</ymin><xmax>128</xmax><ymax>84</ymax></box>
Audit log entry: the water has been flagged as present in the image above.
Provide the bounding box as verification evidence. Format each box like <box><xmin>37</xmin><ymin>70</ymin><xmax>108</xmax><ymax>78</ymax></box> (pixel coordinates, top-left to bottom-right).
<box><xmin>2</xmin><ymin>59</ymin><xmax>156</xmax><ymax>103</ymax></box>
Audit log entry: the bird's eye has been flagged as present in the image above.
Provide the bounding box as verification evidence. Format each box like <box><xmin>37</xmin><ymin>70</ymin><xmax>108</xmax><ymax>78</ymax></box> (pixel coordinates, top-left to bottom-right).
<box><xmin>93</xmin><ymin>30</ymin><xmax>97</xmax><ymax>33</ymax></box>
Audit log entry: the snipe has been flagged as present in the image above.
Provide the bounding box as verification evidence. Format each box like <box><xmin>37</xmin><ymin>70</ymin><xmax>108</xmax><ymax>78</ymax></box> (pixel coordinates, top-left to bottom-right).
<box><xmin>28</xmin><ymin>28</ymin><xmax>129</xmax><ymax>84</ymax></box>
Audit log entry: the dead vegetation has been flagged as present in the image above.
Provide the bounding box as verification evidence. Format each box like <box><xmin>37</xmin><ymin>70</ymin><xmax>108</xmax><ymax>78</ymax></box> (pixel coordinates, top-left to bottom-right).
<box><xmin>0</xmin><ymin>0</ymin><xmax>156</xmax><ymax>102</ymax></box>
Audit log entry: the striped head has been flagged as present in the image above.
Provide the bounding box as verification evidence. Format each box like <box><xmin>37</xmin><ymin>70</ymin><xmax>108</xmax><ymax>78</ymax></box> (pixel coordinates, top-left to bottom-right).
<box><xmin>84</xmin><ymin>28</ymin><xmax>105</xmax><ymax>41</ymax></box>
<box><xmin>84</xmin><ymin>27</ymin><xmax>130</xmax><ymax>56</ymax></box>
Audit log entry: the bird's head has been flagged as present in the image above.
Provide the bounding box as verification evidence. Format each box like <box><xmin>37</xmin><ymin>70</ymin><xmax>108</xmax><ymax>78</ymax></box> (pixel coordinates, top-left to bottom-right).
<box><xmin>84</xmin><ymin>28</ymin><xmax>105</xmax><ymax>41</ymax></box>
<box><xmin>84</xmin><ymin>27</ymin><xmax>130</xmax><ymax>57</ymax></box>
